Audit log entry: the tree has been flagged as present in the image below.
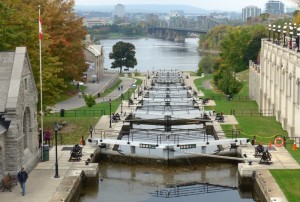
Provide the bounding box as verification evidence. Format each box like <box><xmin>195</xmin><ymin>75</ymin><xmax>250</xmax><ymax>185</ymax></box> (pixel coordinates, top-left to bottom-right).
<box><xmin>199</xmin><ymin>25</ymin><xmax>232</xmax><ymax>50</ymax></box>
<box><xmin>42</xmin><ymin>0</ymin><xmax>88</xmax><ymax>82</ymax></box>
<box><xmin>213</xmin><ymin>66</ymin><xmax>243</xmax><ymax>97</ymax></box>
<box><xmin>0</xmin><ymin>0</ymin><xmax>88</xmax><ymax>110</ymax></box>
<box><xmin>197</xmin><ymin>54</ymin><xmax>222</xmax><ymax>74</ymax></box>
<box><xmin>84</xmin><ymin>95</ymin><xmax>96</xmax><ymax>107</ymax></box>
<box><xmin>109</xmin><ymin>41</ymin><xmax>137</xmax><ymax>73</ymax></box>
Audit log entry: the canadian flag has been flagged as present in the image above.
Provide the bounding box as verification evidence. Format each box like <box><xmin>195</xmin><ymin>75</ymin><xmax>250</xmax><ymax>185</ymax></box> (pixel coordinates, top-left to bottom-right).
<box><xmin>39</xmin><ymin>17</ymin><xmax>43</xmax><ymax>40</ymax></box>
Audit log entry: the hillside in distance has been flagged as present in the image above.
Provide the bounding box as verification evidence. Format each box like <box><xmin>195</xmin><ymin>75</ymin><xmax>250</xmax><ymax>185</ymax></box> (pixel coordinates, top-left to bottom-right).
<box><xmin>76</xmin><ymin>4</ymin><xmax>209</xmax><ymax>14</ymax></box>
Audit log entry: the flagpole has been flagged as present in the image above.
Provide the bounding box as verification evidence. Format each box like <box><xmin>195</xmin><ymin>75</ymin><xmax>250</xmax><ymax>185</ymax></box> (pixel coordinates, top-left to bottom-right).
<box><xmin>39</xmin><ymin>5</ymin><xmax>44</xmax><ymax>162</ymax></box>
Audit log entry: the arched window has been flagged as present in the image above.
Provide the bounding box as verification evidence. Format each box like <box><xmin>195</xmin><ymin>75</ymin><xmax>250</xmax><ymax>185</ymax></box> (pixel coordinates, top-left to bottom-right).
<box><xmin>289</xmin><ymin>73</ymin><xmax>293</xmax><ymax>98</ymax></box>
<box><xmin>23</xmin><ymin>107</ymin><xmax>31</xmax><ymax>150</ymax></box>
<box><xmin>281</xmin><ymin>69</ymin><xmax>285</xmax><ymax>91</ymax></box>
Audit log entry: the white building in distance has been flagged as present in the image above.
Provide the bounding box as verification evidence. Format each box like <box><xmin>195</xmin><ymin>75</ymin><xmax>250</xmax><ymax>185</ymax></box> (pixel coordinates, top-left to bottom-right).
<box><xmin>265</xmin><ymin>0</ymin><xmax>285</xmax><ymax>14</ymax></box>
<box><xmin>114</xmin><ymin>4</ymin><xmax>125</xmax><ymax>18</ymax></box>
<box><xmin>242</xmin><ymin>5</ymin><xmax>261</xmax><ymax>22</ymax></box>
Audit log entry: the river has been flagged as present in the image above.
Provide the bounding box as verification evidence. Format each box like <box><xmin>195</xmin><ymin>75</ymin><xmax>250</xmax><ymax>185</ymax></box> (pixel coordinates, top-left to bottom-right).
<box><xmin>101</xmin><ymin>38</ymin><xmax>200</xmax><ymax>72</ymax></box>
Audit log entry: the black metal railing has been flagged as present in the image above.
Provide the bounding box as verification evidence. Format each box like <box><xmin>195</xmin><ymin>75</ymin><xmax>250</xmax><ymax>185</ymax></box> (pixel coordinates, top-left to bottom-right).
<box><xmin>50</xmin><ymin>109</ymin><xmax>106</xmax><ymax>117</ymax></box>
<box><xmin>151</xmin><ymin>182</ymin><xmax>237</xmax><ymax>198</ymax></box>
<box><xmin>210</xmin><ymin>95</ymin><xmax>253</xmax><ymax>101</ymax></box>
<box><xmin>230</xmin><ymin>109</ymin><xmax>274</xmax><ymax>116</ymax></box>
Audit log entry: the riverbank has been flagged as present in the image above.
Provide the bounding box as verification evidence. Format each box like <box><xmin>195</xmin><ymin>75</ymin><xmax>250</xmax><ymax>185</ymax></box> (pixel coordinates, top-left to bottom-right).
<box><xmin>198</xmin><ymin>48</ymin><xmax>220</xmax><ymax>54</ymax></box>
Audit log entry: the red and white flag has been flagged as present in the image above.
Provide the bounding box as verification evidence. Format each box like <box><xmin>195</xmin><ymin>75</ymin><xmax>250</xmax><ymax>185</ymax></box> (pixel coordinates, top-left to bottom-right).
<box><xmin>39</xmin><ymin>17</ymin><xmax>43</xmax><ymax>40</ymax></box>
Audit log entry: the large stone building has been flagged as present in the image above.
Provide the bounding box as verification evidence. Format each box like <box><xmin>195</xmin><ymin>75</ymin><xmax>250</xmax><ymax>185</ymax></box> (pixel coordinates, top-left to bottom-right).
<box><xmin>84</xmin><ymin>44</ymin><xmax>104</xmax><ymax>83</ymax></box>
<box><xmin>249</xmin><ymin>39</ymin><xmax>300</xmax><ymax>137</ymax></box>
<box><xmin>0</xmin><ymin>47</ymin><xmax>40</xmax><ymax>177</ymax></box>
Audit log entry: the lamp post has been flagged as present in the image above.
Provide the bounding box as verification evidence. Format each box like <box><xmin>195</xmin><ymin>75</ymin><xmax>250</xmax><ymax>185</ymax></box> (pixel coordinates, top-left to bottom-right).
<box><xmin>289</xmin><ymin>23</ymin><xmax>293</xmax><ymax>49</ymax></box>
<box><xmin>54</xmin><ymin>122</ymin><xmax>60</xmax><ymax>178</ymax></box>
<box><xmin>268</xmin><ymin>24</ymin><xmax>271</xmax><ymax>41</ymax></box>
<box><xmin>283</xmin><ymin>23</ymin><xmax>287</xmax><ymax>47</ymax></box>
<box><xmin>277</xmin><ymin>25</ymin><xmax>281</xmax><ymax>45</ymax></box>
<box><xmin>89</xmin><ymin>125</ymin><xmax>93</xmax><ymax>139</ymax></box>
<box><xmin>121</xmin><ymin>92</ymin><xmax>124</xmax><ymax>114</ymax></box>
<box><xmin>297</xmin><ymin>27</ymin><xmax>300</xmax><ymax>52</ymax></box>
<box><xmin>109</xmin><ymin>98</ymin><xmax>112</xmax><ymax>128</ymax></box>
<box><xmin>272</xmin><ymin>24</ymin><xmax>276</xmax><ymax>43</ymax></box>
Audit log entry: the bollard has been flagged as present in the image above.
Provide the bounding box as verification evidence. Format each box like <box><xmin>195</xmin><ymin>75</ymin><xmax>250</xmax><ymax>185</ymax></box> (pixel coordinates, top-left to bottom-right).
<box><xmin>292</xmin><ymin>142</ymin><xmax>297</xmax><ymax>151</ymax></box>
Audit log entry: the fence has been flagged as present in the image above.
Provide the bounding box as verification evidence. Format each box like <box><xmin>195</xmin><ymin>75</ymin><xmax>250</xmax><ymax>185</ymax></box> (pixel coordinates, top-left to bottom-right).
<box><xmin>210</xmin><ymin>95</ymin><xmax>253</xmax><ymax>101</ymax></box>
<box><xmin>230</xmin><ymin>109</ymin><xmax>274</xmax><ymax>116</ymax></box>
<box><xmin>50</xmin><ymin>109</ymin><xmax>107</xmax><ymax>117</ymax></box>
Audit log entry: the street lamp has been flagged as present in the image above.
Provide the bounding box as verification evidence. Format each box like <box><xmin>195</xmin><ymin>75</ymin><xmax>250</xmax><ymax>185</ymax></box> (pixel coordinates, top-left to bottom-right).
<box><xmin>297</xmin><ymin>27</ymin><xmax>300</xmax><ymax>52</ymax></box>
<box><xmin>54</xmin><ymin>122</ymin><xmax>60</xmax><ymax>178</ymax></box>
<box><xmin>109</xmin><ymin>98</ymin><xmax>112</xmax><ymax>128</ymax></box>
<box><xmin>277</xmin><ymin>25</ymin><xmax>281</xmax><ymax>45</ymax></box>
<box><xmin>289</xmin><ymin>23</ymin><xmax>293</xmax><ymax>49</ymax></box>
<box><xmin>121</xmin><ymin>93</ymin><xmax>123</xmax><ymax>114</ymax></box>
<box><xmin>89</xmin><ymin>125</ymin><xmax>93</xmax><ymax>139</ymax></box>
<box><xmin>283</xmin><ymin>23</ymin><xmax>287</xmax><ymax>47</ymax></box>
<box><xmin>268</xmin><ymin>24</ymin><xmax>271</xmax><ymax>41</ymax></box>
<box><xmin>272</xmin><ymin>24</ymin><xmax>276</xmax><ymax>43</ymax></box>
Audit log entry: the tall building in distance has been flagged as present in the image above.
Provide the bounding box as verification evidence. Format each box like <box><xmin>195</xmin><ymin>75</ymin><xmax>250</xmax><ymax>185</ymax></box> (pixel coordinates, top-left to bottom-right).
<box><xmin>169</xmin><ymin>10</ymin><xmax>184</xmax><ymax>17</ymax></box>
<box><xmin>114</xmin><ymin>4</ymin><xmax>125</xmax><ymax>18</ymax></box>
<box><xmin>242</xmin><ymin>5</ymin><xmax>261</xmax><ymax>22</ymax></box>
<box><xmin>265</xmin><ymin>0</ymin><xmax>285</xmax><ymax>14</ymax></box>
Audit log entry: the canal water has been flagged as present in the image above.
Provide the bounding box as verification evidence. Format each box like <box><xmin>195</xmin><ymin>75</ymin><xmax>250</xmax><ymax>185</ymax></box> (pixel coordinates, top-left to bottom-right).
<box><xmin>80</xmin><ymin>163</ymin><xmax>253</xmax><ymax>202</ymax></box>
<box><xmin>101</xmin><ymin>38</ymin><xmax>200</xmax><ymax>72</ymax></box>
<box><xmin>81</xmin><ymin>38</ymin><xmax>254</xmax><ymax>202</ymax></box>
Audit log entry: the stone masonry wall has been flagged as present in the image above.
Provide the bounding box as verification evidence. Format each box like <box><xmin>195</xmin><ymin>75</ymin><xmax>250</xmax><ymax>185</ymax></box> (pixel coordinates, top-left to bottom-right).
<box><xmin>249</xmin><ymin>60</ymin><xmax>261</xmax><ymax>108</ymax></box>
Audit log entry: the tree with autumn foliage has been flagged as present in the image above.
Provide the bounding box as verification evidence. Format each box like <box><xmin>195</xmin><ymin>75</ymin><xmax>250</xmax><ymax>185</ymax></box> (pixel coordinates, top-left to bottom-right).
<box><xmin>42</xmin><ymin>0</ymin><xmax>88</xmax><ymax>82</ymax></box>
<box><xmin>0</xmin><ymin>0</ymin><xmax>87</xmax><ymax>110</ymax></box>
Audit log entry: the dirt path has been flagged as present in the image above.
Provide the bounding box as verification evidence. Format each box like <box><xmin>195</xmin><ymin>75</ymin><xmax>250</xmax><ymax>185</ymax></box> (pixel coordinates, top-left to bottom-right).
<box><xmin>202</xmin><ymin>79</ymin><xmax>212</xmax><ymax>89</ymax></box>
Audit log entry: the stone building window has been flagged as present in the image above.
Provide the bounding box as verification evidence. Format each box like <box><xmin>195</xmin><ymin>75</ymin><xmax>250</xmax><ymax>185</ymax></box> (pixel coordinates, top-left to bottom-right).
<box><xmin>24</xmin><ymin>78</ymin><xmax>28</xmax><ymax>90</ymax></box>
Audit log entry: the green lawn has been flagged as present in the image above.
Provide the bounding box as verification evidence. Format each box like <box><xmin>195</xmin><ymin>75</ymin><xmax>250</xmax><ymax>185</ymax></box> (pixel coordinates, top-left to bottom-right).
<box><xmin>195</xmin><ymin>72</ymin><xmax>300</xmax><ymax>200</ymax></box>
<box><xmin>194</xmin><ymin>72</ymin><xmax>288</xmax><ymax>143</ymax></box>
<box><xmin>43</xmin><ymin>78</ymin><xmax>143</xmax><ymax>145</ymax></box>
<box><xmin>270</xmin><ymin>170</ymin><xmax>300</xmax><ymax>201</ymax></box>
<box><xmin>95</xmin><ymin>79</ymin><xmax>121</xmax><ymax>98</ymax></box>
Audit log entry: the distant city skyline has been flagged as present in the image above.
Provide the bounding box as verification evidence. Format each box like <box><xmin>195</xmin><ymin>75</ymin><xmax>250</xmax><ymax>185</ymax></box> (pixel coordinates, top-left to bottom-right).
<box><xmin>75</xmin><ymin>0</ymin><xmax>296</xmax><ymax>12</ymax></box>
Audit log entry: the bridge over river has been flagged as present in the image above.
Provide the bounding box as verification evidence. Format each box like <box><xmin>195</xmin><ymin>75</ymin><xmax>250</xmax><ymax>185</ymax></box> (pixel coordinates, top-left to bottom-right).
<box><xmin>148</xmin><ymin>16</ymin><xmax>223</xmax><ymax>42</ymax></box>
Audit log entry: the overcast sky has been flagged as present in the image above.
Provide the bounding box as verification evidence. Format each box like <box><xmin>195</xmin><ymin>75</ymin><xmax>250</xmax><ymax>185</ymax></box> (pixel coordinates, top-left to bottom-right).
<box><xmin>75</xmin><ymin>0</ymin><xmax>295</xmax><ymax>11</ymax></box>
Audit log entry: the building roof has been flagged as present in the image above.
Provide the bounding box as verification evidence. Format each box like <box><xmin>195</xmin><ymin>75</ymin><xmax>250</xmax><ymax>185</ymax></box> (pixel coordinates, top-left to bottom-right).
<box><xmin>86</xmin><ymin>45</ymin><xmax>103</xmax><ymax>57</ymax></box>
<box><xmin>0</xmin><ymin>52</ymin><xmax>15</xmax><ymax>112</ymax></box>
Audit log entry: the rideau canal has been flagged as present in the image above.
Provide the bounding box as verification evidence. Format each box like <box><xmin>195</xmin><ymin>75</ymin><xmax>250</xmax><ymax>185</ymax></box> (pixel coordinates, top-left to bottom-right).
<box><xmin>80</xmin><ymin>37</ymin><xmax>254</xmax><ymax>202</ymax></box>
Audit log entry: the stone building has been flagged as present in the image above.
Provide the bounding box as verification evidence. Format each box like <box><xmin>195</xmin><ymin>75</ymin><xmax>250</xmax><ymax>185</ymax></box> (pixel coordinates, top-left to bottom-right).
<box><xmin>0</xmin><ymin>47</ymin><xmax>40</xmax><ymax>177</ymax></box>
<box><xmin>249</xmin><ymin>39</ymin><xmax>300</xmax><ymax>137</ymax></box>
<box><xmin>84</xmin><ymin>44</ymin><xmax>104</xmax><ymax>83</ymax></box>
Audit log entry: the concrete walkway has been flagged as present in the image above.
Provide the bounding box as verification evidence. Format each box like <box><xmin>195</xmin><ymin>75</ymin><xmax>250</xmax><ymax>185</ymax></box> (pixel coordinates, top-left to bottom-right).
<box><xmin>53</xmin><ymin>75</ymin><xmax>135</xmax><ymax>111</ymax></box>
<box><xmin>0</xmin><ymin>145</ymin><xmax>97</xmax><ymax>202</ymax></box>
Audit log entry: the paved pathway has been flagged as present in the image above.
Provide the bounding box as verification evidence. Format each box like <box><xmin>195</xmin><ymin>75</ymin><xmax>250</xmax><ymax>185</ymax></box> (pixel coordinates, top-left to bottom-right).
<box><xmin>53</xmin><ymin>75</ymin><xmax>135</xmax><ymax>111</ymax></box>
